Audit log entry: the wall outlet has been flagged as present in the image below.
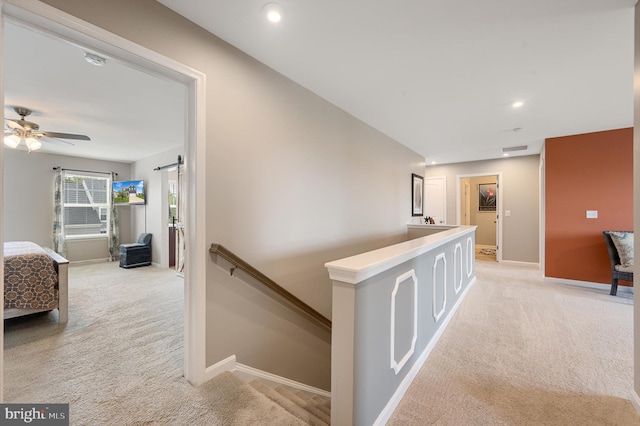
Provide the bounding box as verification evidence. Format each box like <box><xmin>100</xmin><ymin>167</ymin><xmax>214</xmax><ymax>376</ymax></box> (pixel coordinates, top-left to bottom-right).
<box><xmin>586</xmin><ymin>210</ymin><xmax>598</xmax><ymax>219</ymax></box>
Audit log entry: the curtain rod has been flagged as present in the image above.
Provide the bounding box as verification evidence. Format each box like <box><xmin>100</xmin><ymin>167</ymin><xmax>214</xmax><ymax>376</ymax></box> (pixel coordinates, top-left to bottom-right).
<box><xmin>52</xmin><ymin>166</ymin><xmax>117</xmax><ymax>176</ymax></box>
<box><xmin>153</xmin><ymin>155</ymin><xmax>183</xmax><ymax>171</ymax></box>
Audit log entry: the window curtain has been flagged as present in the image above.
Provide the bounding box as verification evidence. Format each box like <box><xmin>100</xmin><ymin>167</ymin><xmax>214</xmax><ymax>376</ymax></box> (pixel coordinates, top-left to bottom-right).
<box><xmin>108</xmin><ymin>172</ymin><xmax>120</xmax><ymax>261</ymax></box>
<box><xmin>52</xmin><ymin>168</ymin><xmax>67</xmax><ymax>257</ymax></box>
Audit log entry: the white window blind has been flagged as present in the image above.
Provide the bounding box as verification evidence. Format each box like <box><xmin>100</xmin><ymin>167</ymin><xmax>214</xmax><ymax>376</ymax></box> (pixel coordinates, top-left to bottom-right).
<box><xmin>63</xmin><ymin>172</ymin><xmax>111</xmax><ymax>238</ymax></box>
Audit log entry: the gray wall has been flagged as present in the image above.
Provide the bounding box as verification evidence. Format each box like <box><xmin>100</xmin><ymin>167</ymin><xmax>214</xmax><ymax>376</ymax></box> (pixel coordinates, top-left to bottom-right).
<box><xmin>425</xmin><ymin>155</ymin><xmax>540</xmax><ymax>263</ymax></box>
<box><xmin>40</xmin><ymin>0</ymin><xmax>426</xmax><ymax>387</ymax></box>
<box><xmin>350</xmin><ymin>231</ymin><xmax>475</xmax><ymax>425</ymax></box>
<box><xmin>3</xmin><ymin>149</ymin><xmax>132</xmax><ymax>262</ymax></box>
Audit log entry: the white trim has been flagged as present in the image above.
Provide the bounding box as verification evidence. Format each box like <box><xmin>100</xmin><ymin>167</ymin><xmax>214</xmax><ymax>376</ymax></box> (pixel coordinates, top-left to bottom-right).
<box><xmin>3</xmin><ymin>0</ymin><xmax>207</xmax><ymax>386</ymax></box>
<box><xmin>69</xmin><ymin>258</ymin><xmax>110</xmax><ymax>265</ymax></box>
<box><xmin>466</xmin><ymin>237</ymin><xmax>474</xmax><ymax>277</ymax></box>
<box><xmin>234</xmin><ymin>363</ymin><xmax>331</xmax><ymax>399</ymax></box>
<box><xmin>544</xmin><ymin>276</ymin><xmax>633</xmax><ymax>293</ymax></box>
<box><xmin>326</xmin><ymin>226</ymin><xmax>475</xmax><ymax>284</ymax></box>
<box><xmin>373</xmin><ymin>276</ymin><xmax>476</xmax><ymax>426</ymax></box>
<box><xmin>453</xmin><ymin>243</ymin><xmax>462</xmax><ymax>294</ymax></box>
<box><xmin>500</xmin><ymin>260</ymin><xmax>540</xmax><ymax>268</ymax></box>
<box><xmin>65</xmin><ymin>234</ymin><xmax>109</xmax><ymax>241</ymax></box>
<box><xmin>432</xmin><ymin>253</ymin><xmax>447</xmax><ymax>322</ymax></box>
<box><xmin>203</xmin><ymin>354</ymin><xmax>237</xmax><ymax>382</ymax></box>
<box><xmin>201</xmin><ymin>355</ymin><xmax>332</xmax><ymax>399</ymax></box>
<box><xmin>390</xmin><ymin>270</ymin><xmax>418</xmax><ymax>375</ymax></box>
<box><xmin>630</xmin><ymin>389</ymin><xmax>640</xmax><ymax>416</ymax></box>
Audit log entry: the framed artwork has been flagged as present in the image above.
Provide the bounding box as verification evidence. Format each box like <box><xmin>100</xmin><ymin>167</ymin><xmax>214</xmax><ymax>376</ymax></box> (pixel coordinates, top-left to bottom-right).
<box><xmin>412</xmin><ymin>173</ymin><xmax>424</xmax><ymax>216</ymax></box>
<box><xmin>478</xmin><ymin>183</ymin><xmax>497</xmax><ymax>212</ymax></box>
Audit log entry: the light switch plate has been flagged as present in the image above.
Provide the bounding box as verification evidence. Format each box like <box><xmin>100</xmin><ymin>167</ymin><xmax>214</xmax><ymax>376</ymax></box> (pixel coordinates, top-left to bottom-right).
<box><xmin>586</xmin><ymin>210</ymin><xmax>598</xmax><ymax>219</ymax></box>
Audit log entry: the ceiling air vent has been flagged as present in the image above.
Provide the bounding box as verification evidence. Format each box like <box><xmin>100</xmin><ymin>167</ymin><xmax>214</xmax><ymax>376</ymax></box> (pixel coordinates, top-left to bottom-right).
<box><xmin>502</xmin><ymin>145</ymin><xmax>528</xmax><ymax>153</ymax></box>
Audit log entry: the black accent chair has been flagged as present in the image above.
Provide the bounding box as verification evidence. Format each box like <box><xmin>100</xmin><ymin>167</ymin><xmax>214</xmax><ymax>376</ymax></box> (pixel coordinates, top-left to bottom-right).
<box><xmin>119</xmin><ymin>233</ymin><xmax>152</xmax><ymax>268</ymax></box>
<box><xmin>602</xmin><ymin>231</ymin><xmax>634</xmax><ymax>296</ymax></box>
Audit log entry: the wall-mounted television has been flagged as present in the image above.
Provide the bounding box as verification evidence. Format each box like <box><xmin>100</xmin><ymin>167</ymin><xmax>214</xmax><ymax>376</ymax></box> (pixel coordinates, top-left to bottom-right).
<box><xmin>113</xmin><ymin>180</ymin><xmax>145</xmax><ymax>205</ymax></box>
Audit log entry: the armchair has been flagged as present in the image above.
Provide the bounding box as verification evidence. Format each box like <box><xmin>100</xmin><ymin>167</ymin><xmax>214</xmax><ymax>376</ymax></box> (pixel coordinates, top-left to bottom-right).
<box><xmin>602</xmin><ymin>231</ymin><xmax>634</xmax><ymax>296</ymax></box>
<box><xmin>119</xmin><ymin>233</ymin><xmax>152</xmax><ymax>268</ymax></box>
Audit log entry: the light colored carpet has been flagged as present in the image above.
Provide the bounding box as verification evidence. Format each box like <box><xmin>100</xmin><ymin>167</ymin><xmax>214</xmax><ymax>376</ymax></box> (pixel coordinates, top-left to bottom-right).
<box><xmin>4</xmin><ymin>262</ymin><xmax>305</xmax><ymax>425</ymax></box>
<box><xmin>388</xmin><ymin>261</ymin><xmax>640</xmax><ymax>425</ymax></box>
<box><xmin>5</xmin><ymin>260</ymin><xmax>640</xmax><ymax>425</ymax></box>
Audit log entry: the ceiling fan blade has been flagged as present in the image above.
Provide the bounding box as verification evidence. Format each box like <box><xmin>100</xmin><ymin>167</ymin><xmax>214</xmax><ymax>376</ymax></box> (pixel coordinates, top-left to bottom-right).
<box><xmin>37</xmin><ymin>131</ymin><xmax>90</xmax><ymax>141</ymax></box>
<box><xmin>38</xmin><ymin>135</ymin><xmax>75</xmax><ymax>146</ymax></box>
<box><xmin>5</xmin><ymin>119</ymin><xmax>25</xmax><ymax>130</ymax></box>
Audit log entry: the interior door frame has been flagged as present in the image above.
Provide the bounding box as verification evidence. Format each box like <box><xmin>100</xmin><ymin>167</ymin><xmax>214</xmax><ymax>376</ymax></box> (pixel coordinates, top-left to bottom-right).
<box><xmin>456</xmin><ymin>172</ymin><xmax>503</xmax><ymax>262</ymax></box>
<box><xmin>0</xmin><ymin>0</ymin><xmax>209</xmax><ymax>398</ymax></box>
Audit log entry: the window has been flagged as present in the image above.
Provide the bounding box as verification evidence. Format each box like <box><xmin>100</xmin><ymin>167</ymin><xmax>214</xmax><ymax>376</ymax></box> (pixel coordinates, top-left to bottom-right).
<box><xmin>63</xmin><ymin>172</ymin><xmax>111</xmax><ymax>238</ymax></box>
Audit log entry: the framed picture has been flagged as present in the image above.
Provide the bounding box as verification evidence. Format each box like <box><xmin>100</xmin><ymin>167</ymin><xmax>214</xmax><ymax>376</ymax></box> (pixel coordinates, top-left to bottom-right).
<box><xmin>478</xmin><ymin>183</ymin><xmax>497</xmax><ymax>212</ymax></box>
<box><xmin>412</xmin><ymin>173</ymin><xmax>424</xmax><ymax>216</ymax></box>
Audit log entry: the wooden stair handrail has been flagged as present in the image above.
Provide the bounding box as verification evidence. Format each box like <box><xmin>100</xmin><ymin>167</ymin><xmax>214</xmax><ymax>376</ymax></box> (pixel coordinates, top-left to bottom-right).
<box><xmin>209</xmin><ymin>243</ymin><xmax>332</xmax><ymax>331</ymax></box>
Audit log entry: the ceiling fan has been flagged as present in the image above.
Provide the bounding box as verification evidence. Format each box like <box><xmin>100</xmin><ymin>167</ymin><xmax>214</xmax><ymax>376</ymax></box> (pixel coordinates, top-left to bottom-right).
<box><xmin>4</xmin><ymin>106</ymin><xmax>90</xmax><ymax>153</ymax></box>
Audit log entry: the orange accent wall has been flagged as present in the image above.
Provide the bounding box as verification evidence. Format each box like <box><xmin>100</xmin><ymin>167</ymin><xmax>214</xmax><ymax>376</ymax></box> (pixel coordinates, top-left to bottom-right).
<box><xmin>545</xmin><ymin>128</ymin><xmax>633</xmax><ymax>285</ymax></box>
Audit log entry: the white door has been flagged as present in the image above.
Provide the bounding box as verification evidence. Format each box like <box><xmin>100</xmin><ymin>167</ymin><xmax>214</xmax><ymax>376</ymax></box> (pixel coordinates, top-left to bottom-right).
<box><xmin>424</xmin><ymin>177</ymin><xmax>447</xmax><ymax>224</ymax></box>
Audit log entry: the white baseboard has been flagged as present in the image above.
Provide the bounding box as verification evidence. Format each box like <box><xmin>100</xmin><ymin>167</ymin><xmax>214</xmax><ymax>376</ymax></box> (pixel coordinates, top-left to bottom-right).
<box><xmin>202</xmin><ymin>355</ymin><xmax>330</xmax><ymax>398</ymax></box>
<box><xmin>544</xmin><ymin>276</ymin><xmax>633</xmax><ymax>294</ymax></box>
<box><xmin>234</xmin><ymin>363</ymin><xmax>331</xmax><ymax>398</ymax></box>
<box><xmin>69</xmin><ymin>258</ymin><xmax>110</xmax><ymax>265</ymax></box>
<box><xmin>373</xmin><ymin>276</ymin><xmax>477</xmax><ymax>426</ymax></box>
<box><xmin>204</xmin><ymin>354</ymin><xmax>237</xmax><ymax>382</ymax></box>
<box><xmin>630</xmin><ymin>389</ymin><xmax>640</xmax><ymax>415</ymax></box>
<box><xmin>499</xmin><ymin>260</ymin><xmax>540</xmax><ymax>268</ymax></box>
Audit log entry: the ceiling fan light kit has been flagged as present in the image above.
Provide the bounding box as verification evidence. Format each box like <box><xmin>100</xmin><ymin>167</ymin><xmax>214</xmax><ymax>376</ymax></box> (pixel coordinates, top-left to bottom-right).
<box><xmin>3</xmin><ymin>106</ymin><xmax>90</xmax><ymax>153</ymax></box>
<box><xmin>3</xmin><ymin>134</ymin><xmax>20</xmax><ymax>149</ymax></box>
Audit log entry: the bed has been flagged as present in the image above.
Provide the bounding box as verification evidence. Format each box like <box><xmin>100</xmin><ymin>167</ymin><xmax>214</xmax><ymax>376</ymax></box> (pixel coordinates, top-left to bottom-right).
<box><xmin>4</xmin><ymin>241</ymin><xmax>68</xmax><ymax>323</ymax></box>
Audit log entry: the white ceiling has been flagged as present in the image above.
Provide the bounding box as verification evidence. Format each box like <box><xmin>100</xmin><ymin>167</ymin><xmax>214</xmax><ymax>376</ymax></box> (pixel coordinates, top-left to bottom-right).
<box><xmin>3</xmin><ymin>1</ymin><xmax>636</xmax><ymax>165</ymax></box>
<box><xmin>156</xmin><ymin>0</ymin><xmax>635</xmax><ymax>165</ymax></box>
<box><xmin>3</xmin><ymin>21</ymin><xmax>186</xmax><ymax>164</ymax></box>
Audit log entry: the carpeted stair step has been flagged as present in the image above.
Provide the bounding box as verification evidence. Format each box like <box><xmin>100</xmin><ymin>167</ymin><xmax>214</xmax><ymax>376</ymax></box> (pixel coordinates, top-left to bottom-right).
<box><xmin>310</xmin><ymin>394</ymin><xmax>331</xmax><ymax>413</ymax></box>
<box><xmin>297</xmin><ymin>391</ymin><xmax>331</xmax><ymax>418</ymax></box>
<box><xmin>249</xmin><ymin>379</ymin><xmax>330</xmax><ymax>426</ymax></box>
<box><xmin>274</xmin><ymin>386</ymin><xmax>331</xmax><ymax>424</ymax></box>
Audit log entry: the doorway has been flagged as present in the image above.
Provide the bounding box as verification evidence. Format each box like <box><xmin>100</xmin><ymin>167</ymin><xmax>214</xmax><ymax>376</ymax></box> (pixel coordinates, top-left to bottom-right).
<box><xmin>457</xmin><ymin>172</ymin><xmax>502</xmax><ymax>262</ymax></box>
<box><xmin>168</xmin><ymin>167</ymin><xmax>178</xmax><ymax>268</ymax></box>
<box><xmin>1</xmin><ymin>1</ymin><xmax>207</xmax><ymax>400</ymax></box>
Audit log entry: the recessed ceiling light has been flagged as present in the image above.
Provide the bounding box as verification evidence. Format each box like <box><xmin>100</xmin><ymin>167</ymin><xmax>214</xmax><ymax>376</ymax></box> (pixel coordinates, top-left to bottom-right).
<box><xmin>503</xmin><ymin>153</ymin><xmax>510</xmax><ymax>157</ymax></box>
<box><xmin>84</xmin><ymin>52</ymin><xmax>106</xmax><ymax>66</ymax></box>
<box><xmin>263</xmin><ymin>3</ymin><xmax>284</xmax><ymax>23</ymax></box>
<box><xmin>512</xmin><ymin>101</ymin><xmax>524</xmax><ymax>108</ymax></box>
<box><xmin>430</xmin><ymin>161</ymin><xmax>437</xmax><ymax>165</ymax></box>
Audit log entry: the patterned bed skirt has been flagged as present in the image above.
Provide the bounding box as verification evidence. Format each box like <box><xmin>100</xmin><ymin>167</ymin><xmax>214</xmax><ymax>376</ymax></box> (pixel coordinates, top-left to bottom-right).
<box><xmin>4</xmin><ymin>242</ymin><xmax>59</xmax><ymax>310</ymax></box>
